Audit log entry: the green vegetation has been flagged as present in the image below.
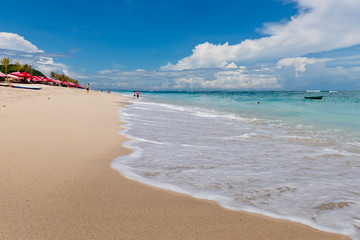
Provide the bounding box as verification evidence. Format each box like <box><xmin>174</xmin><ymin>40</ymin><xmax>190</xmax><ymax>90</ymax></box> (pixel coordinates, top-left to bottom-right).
<box><xmin>0</xmin><ymin>64</ymin><xmax>45</xmax><ymax>77</ymax></box>
<box><xmin>50</xmin><ymin>72</ymin><xmax>79</xmax><ymax>85</ymax></box>
<box><xmin>1</xmin><ymin>57</ymin><xmax>10</xmax><ymax>74</ymax></box>
<box><xmin>0</xmin><ymin>64</ymin><xmax>46</xmax><ymax>76</ymax></box>
<box><xmin>0</xmin><ymin>57</ymin><xmax>79</xmax><ymax>85</ymax></box>
<box><xmin>14</xmin><ymin>61</ymin><xmax>21</xmax><ymax>72</ymax></box>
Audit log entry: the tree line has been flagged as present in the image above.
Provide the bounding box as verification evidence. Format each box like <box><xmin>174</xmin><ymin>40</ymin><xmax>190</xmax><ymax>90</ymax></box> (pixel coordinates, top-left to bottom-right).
<box><xmin>50</xmin><ymin>72</ymin><xmax>79</xmax><ymax>85</ymax></box>
<box><xmin>1</xmin><ymin>57</ymin><xmax>79</xmax><ymax>85</ymax></box>
<box><xmin>0</xmin><ymin>57</ymin><xmax>44</xmax><ymax>76</ymax></box>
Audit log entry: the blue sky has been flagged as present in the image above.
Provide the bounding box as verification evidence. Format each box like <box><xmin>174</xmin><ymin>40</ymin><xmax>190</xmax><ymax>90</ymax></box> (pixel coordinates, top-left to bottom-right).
<box><xmin>1</xmin><ymin>0</ymin><xmax>360</xmax><ymax>90</ymax></box>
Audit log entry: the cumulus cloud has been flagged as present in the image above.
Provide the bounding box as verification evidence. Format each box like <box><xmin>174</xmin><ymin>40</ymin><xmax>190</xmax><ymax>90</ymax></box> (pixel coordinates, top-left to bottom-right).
<box><xmin>0</xmin><ymin>32</ymin><xmax>44</xmax><ymax>53</ymax></box>
<box><xmin>92</xmin><ymin>66</ymin><xmax>281</xmax><ymax>90</ymax></box>
<box><xmin>35</xmin><ymin>58</ymin><xmax>69</xmax><ymax>76</ymax></box>
<box><xmin>224</xmin><ymin>62</ymin><xmax>238</xmax><ymax>69</ymax></box>
<box><xmin>0</xmin><ymin>32</ymin><xmax>73</xmax><ymax>77</ymax></box>
<box><xmin>162</xmin><ymin>0</ymin><xmax>360</xmax><ymax>70</ymax></box>
<box><xmin>277</xmin><ymin>57</ymin><xmax>318</xmax><ymax>77</ymax></box>
<box><xmin>173</xmin><ymin>68</ymin><xmax>280</xmax><ymax>89</ymax></box>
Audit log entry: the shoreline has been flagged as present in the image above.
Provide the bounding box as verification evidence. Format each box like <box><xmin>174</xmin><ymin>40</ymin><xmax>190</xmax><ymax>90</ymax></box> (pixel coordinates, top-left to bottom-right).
<box><xmin>0</xmin><ymin>86</ymin><xmax>350</xmax><ymax>239</ymax></box>
<box><xmin>114</xmin><ymin>94</ymin><xmax>355</xmax><ymax>239</ymax></box>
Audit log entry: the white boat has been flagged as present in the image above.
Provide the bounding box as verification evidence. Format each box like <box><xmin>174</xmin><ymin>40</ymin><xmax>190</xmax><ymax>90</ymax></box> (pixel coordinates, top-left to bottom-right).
<box><xmin>9</xmin><ymin>84</ymin><xmax>42</xmax><ymax>90</ymax></box>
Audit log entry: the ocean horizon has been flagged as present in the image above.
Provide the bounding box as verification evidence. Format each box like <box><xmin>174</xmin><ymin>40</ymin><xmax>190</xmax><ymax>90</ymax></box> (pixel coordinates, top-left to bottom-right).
<box><xmin>112</xmin><ymin>90</ymin><xmax>360</xmax><ymax>240</ymax></box>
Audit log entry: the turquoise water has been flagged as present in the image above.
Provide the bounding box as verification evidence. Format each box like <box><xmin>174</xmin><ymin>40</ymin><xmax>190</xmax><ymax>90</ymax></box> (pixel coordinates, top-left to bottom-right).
<box><xmin>112</xmin><ymin>91</ymin><xmax>360</xmax><ymax>239</ymax></box>
<box><xmin>143</xmin><ymin>91</ymin><xmax>360</xmax><ymax>131</ymax></box>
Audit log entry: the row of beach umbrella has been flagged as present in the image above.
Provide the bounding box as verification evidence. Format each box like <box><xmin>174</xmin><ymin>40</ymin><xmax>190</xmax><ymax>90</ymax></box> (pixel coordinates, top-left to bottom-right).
<box><xmin>0</xmin><ymin>71</ymin><xmax>83</xmax><ymax>89</ymax></box>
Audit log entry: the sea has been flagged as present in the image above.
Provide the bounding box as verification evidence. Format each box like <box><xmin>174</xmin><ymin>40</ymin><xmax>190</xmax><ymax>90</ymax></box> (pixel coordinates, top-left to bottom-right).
<box><xmin>111</xmin><ymin>90</ymin><xmax>360</xmax><ymax>239</ymax></box>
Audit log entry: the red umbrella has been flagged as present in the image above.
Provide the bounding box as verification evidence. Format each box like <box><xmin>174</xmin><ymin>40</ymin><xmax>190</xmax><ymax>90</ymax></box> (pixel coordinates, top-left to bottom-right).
<box><xmin>68</xmin><ymin>82</ymin><xmax>80</xmax><ymax>88</ymax></box>
<box><xmin>9</xmin><ymin>72</ymin><xmax>34</xmax><ymax>79</ymax></box>
<box><xmin>31</xmin><ymin>76</ymin><xmax>43</xmax><ymax>82</ymax></box>
<box><xmin>6</xmin><ymin>74</ymin><xmax>22</xmax><ymax>79</ymax></box>
<box><xmin>67</xmin><ymin>82</ymin><xmax>84</xmax><ymax>89</ymax></box>
<box><xmin>0</xmin><ymin>72</ymin><xmax>8</xmax><ymax>77</ymax></box>
<box><xmin>44</xmin><ymin>78</ymin><xmax>56</xmax><ymax>83</ymax></box>
<box><xmin>9</xmin><ymin>71</ymin><xmax>21</xmax><ymax>75</ymax></box>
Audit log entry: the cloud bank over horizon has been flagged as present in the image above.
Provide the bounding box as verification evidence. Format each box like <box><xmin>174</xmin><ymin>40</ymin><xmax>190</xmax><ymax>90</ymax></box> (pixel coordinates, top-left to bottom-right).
<box><xmin>1</xmin><ymin>0</ymin><xmax>360</xmax><ymax>90</ymax></box>
<box><xmin>161</xmin><ymin>0</ymin><xmax>360</xmax><ymax>71</ymax></box>
<box><xmin>92</xmin><ymin>0</ymin><xmax>360</xmax><ymax>90</ymax></box>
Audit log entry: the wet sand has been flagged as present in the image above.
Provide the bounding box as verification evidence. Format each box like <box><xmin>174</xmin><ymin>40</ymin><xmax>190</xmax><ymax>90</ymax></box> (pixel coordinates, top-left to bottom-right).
<box><xmin>0</xmin><ymin>85</ymin><xmax>350</xmax><ymax>239</ymax></box>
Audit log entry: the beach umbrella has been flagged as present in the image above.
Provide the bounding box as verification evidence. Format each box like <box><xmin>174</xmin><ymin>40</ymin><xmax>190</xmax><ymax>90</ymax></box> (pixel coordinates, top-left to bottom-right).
<box><xmin>6</xmin><ymin>74</ymin><xmax>22</xmax><ymax>79</ymax></box>
<box><xmin>44</xmin><ymin>78</ymin><xmax>56</xmax><ymax>83</ymax></box>
<box><xmin>0</xmin><ymin>72</ymin><xmax>8</xmax><ymax>77</ymax></box>
<box><xmin>67</xmin><ymin>82</ymin><xmax>81</xmax><ymax>88</ymax></box>
<box><xmin>9</xmin><ymin>72</ymin><xmax>34</xmax><ymax>79</ymax></box>
<box><xmin>31</xmin><ymin>76</ymin><xmax>43</xmax><ymax>82</ymax></box>
<box><xmin>66</xmin><ymin>82</ymin><xmax>84</xmax><ymax>89</ymax></box>
<box><xmin>9</xmin><ymin>71</ymin><xmax>21</xmax><ymax>75</ymax></box>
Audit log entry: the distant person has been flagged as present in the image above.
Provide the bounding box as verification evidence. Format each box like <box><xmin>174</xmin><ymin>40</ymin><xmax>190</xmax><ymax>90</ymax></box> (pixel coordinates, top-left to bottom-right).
<box><xmin>134</xmin><ymin>91</ymin><xmax>136</xmax><ymax>98</ymax></box>
<box><xmin>136</xmin><ymin>91</ymin><xmax>139</xmax><ymax>99</ymax></box>
<box><xmin>86</xmin><ymin>83</ymin><xmax>89</xmax><ymax>93</ymax></box>
<box><xmin>107</xmin><ymin>89</ymin><xmax>110</xmax><ymax>94</ymax></box>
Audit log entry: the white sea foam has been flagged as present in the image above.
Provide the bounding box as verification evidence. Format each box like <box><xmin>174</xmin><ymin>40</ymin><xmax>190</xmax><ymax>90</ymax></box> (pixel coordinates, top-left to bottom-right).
<box><xmin>113</xmin><ymin>93</ymin><xmax>360</xmax><ymax>240</ymax></box>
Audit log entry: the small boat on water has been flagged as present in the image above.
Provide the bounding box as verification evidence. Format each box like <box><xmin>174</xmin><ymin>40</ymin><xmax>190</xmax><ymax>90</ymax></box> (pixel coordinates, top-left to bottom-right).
<box><xmin>304</xmin><ymin>96</ymin><xmax>323</xmax><ymax>100</ymax></box>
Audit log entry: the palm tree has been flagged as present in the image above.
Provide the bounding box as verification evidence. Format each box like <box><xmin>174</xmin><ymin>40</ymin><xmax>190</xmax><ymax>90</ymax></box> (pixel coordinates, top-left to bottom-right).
<box><xmin>23</xmin><ymin>64</ymin><xmax>32</xmax><ymax>74</ymax></box>
<box><xmin>1</xmin><ymin>57</ymin><xmax>10</xmax><ymax>74</ymax></box>
<box><xmin>15</xmin><ymin>61</ymin><xmax>21</xmax><ymax>72</ymax></box>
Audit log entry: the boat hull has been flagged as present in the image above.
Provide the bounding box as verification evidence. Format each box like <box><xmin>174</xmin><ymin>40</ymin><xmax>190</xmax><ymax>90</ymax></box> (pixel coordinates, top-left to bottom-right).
<box><xmin>10</xmin><ymin>84</ymin><xmax>42</xmax><ymax>90</ymax></box>
<box><xmin>304</xmin><ymin>96</ymin><xmax>323</xmax><ymax>99</ymax></box>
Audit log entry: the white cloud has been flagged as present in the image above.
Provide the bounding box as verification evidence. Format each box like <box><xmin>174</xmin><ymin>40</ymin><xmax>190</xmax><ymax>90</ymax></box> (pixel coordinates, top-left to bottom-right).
<box><xmin>173</xmin><ymin>69</ymin><xmax>280</xmax><ymax>89</ymax></box>
<box><xmin>213</xmin><ymin>69</ymin><xmax>280</xmax><ymax>89</ymax></box>
<box><xmin>224</xmin><ymin>62</ymin><xmax>238</xmax><ymax>69</ymax></box>
<box><xmin>0</xmin><ymin>32</ymin><xmax>43</xmax><ymax>53</ymax></box>
<box><xmin>162</xmin><ymin>0</ymin><xmax>360</xmax><ymax>70</ymax></box>
<box><xmin>98</xmin><ymin>69</ymin><xmax>114</xmax><ymax>74</ymax></box>
<box><xmin>92</xmin><ymin>66</ymin><xmax>281</xmax><ymax>90</ymax></box>
<box><xmin>277</xmin><ymin>57</ymin><xmax>317</xmax><ymax>77</ymax></box>
<box><xmin>0</xmin><ymin>32</ymin><xmax>74</xmax><ymax>77</ymax></box>
<box><xmin>174</xmin><ymin>77</ymin><xmax>206</xmax><ymax>89</ymax></box>
<box><xmin>33</xmin><ymin>57</ymin><xmax>69</xmax><ymax>77</ymax></box>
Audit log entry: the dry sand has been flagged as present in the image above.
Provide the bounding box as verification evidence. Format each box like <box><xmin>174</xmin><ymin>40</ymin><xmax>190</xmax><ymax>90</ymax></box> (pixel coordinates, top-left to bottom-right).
<box><xmin>0</xmin><ymin>85</ymin><xmax>350</xmax><ymax>240</ymax></box>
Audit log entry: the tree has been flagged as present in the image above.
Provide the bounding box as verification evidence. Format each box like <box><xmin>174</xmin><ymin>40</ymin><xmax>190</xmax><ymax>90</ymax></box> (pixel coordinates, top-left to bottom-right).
<box><xmin>22</xmin><ymin>64</ymin><xmax>32</xmax><ymax>74</ymax></box>
<box><xmin>15</xmin><ymin>61</ymin><xmax>21</xmax><ymax>72</ymax></box>
<box><xmin>50</xmin><ymin>71</ymin><xmax>79</xmax><ymax>85</ymax></box>
<box><xmin>1</xmin><ymin>57</ymin><xmax>10</xmax><ymax>74</ymax></box>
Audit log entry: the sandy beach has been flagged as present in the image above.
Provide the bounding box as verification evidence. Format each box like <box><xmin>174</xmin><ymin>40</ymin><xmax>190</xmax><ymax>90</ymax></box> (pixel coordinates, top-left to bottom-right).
<box><xmin>0</xmin><ymin>85</ymin><xmax>350</xmax><ymax>240</ymax></box>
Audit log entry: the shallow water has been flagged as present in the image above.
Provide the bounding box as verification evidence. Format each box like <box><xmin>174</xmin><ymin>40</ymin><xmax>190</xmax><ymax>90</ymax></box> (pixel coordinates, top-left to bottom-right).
<box><xmin>112</xmin><ymin>91</ymin><xmax>360</xmax><ymax>239</ymax></box>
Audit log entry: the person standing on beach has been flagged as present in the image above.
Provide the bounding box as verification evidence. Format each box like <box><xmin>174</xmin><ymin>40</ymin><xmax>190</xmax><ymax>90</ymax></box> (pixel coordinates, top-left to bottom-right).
<box><xmin>86</xmin><ymin>83</ymin><xmax>89</xmax><ymax>93</ymax></box>
<box><xmin>134</xmin><ymin>91</ymin><xmax>136</xmax><ymax>98</ymax></box>
<box><xmin>136</xmin><ymin>91</ymin><xmax>139</xmax><ymax>99</ymax></box>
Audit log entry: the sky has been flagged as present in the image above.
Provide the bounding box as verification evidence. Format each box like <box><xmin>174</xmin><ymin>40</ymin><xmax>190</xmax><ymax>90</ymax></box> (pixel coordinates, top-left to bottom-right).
<box><xmin>1</xmin><ymin>0</ymin><xmax>360</xmax><ymax>90</ymax></box>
